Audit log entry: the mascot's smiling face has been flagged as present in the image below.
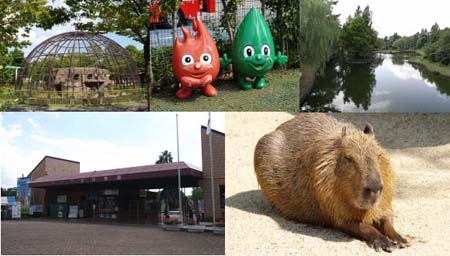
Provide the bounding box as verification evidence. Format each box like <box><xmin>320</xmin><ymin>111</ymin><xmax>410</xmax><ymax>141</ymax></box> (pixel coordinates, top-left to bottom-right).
<box><xmin>172</xmin><ymin>18</ymin><xmax>220</xmax><ymax>85</ymax></box>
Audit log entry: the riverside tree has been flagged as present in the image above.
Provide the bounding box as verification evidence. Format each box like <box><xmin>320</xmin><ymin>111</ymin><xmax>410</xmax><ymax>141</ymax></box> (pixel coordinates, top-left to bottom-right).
<box><xmin>300</xmin><ymin>0</ymin><xmax>340</xmax><ymax>69</ymax></box>
<box><xmin>339</xmin><ymin>5</ymin><xmax>378</xmax><ymax>60</ymax></box>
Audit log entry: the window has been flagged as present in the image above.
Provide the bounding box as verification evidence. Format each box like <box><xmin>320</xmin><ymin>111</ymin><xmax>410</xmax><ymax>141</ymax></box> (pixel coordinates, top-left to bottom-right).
<box><xmin>220</xmin><ymin>185</ymin><xmax>225</xmax><ymax>209</ymax></box>
<box><xmin>74</xmin><ymin>74</ymin><xmax>80</xmax><ymax>80</ymax></box>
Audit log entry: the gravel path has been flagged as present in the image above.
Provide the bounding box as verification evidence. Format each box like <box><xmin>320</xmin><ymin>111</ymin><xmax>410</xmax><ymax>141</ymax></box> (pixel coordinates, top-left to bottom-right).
<box><xmin>226</xmin><ymin>112</ymin><xmax>450</xmax><ymax>256</ymax></box>
<box><xmin>1</xmin><ymin>220</ymin><xmax>224</xmax><ymax>255</ymax></box>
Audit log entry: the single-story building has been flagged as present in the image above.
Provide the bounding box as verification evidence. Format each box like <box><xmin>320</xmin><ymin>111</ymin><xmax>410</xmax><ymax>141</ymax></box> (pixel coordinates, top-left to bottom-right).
<box><xmin>23</xmin><ymin>126</ymin><xmax>225</xmax><ymax>224</ymax></box>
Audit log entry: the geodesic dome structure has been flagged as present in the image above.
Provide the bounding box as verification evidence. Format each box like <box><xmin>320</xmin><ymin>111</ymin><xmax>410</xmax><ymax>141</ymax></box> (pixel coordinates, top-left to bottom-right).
<box><xmin>16</xmin><ymin>31</ymin><xmax>140</xmax><ymax>93</ymax></box>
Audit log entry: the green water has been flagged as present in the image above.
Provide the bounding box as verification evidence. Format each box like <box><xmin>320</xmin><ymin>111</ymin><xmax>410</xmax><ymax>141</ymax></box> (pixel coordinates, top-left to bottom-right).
<box><xmin>302</xmin><ymin>53</ymin><xmax>450</xmax><ymax>112</ymax></box>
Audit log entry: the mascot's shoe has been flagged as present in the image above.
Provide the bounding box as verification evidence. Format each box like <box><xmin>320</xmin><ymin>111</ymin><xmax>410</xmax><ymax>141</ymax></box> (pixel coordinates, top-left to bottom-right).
<box><xmin>238</xmin><ymin>77</ymin><xmax>253</xmax><ymax>90</ymax></box>
<box><xmin>255</xmin><ymin>77</ymin><xmax>266</xmax><ymax>89</ymax></box>
<box><xmin>202</xmin><ymin>84</ymin><xmax>218</xmax><ymax>97</ymax></box>
<box><xmin>176</xmin><ymin>87</ymin><xmax>193</xmax><ymax>99</ymax></box>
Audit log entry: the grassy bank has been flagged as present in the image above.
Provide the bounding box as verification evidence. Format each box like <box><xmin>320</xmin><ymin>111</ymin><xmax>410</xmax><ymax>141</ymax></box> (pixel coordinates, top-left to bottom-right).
<box><xmin>377</xmin><ymin>49</ymin><xmax>418</xmax><ymax>54</ymax></box>
<box><xmin>151</xmin><ymin>69</ymin><xmax>300</xmax><ymax>112</ymax></box>
<box><xmin>408</xmin><ymin>55</ymin><xmax>450</xmax><ymax>78</ymax></box>
<box><xmin>378</xmin><ymin>49</ymin><xmax>450</xmax><ymax>78</ymax></box>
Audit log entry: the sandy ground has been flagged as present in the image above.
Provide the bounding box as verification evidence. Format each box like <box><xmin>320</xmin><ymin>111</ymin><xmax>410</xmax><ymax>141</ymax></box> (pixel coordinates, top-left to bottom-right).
<box><xmin>226</xmin><ymin>113</ymin><xmax>450</xmax><ymax>256</ymax></box>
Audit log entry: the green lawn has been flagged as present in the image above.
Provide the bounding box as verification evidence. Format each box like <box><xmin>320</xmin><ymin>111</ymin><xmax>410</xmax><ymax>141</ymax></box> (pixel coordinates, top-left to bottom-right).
<box><xmin>151</xmin><ymin>69</ymin><xmax>300</xmax><ymax>112</ymax></box>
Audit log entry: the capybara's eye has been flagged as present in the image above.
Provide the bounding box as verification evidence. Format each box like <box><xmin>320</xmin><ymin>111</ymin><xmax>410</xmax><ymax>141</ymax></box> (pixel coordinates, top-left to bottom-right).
<box><xmin>344</xmin><ymin>155</ymin><xmax>354</xmax><ymax>162</ymax></box>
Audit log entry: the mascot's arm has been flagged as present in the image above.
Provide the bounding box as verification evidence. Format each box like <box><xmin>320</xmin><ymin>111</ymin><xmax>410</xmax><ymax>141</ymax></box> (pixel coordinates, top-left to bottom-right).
<box><xmin>274</xmin><ymin>51</ymin><xmax>288</xmax><ymax>66</ymax></box>
<box><xmin>180</xmin><ymin>74</ymin><xmax>213</xmax><ymax>87</ymax></box>
<box><xmin>220</xmin><ymin>54</ymin><xmax>233</xmax><ymax>69</ymax></box>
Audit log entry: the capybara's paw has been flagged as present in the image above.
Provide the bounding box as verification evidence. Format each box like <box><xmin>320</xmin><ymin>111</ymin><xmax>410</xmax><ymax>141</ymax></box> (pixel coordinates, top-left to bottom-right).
<box><xmin>370</xmin><ymin>237</ymin><xmax>396</xmax><ymax>253</ymax></box>
<box><xmin>390</xmin><ymin>234</ymin><xmax>411</xmax><ymax>248</ymax></box>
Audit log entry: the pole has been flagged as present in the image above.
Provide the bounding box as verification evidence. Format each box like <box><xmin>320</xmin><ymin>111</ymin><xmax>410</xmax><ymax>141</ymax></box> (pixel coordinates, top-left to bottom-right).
<box><xmin>15</xmin><ymin>67</ymin><xmax>19</xmax><ymax>84</ymax></box>
<box><xmin>208</xmin><ymin>112</ymin><xmax>216</xmax><ymax>227</ymax></box>
<box><xmin>176</xmin><ymin>114</ymin><xmax>183</xmax><ymax>225</ymax></box>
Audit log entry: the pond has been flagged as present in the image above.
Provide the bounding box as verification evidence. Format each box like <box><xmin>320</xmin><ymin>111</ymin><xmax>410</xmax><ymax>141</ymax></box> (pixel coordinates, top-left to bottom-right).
<box><xmin>302</xmin><ymin>53</ymin><xmax>450</xmax><ymax>112</ymax></box>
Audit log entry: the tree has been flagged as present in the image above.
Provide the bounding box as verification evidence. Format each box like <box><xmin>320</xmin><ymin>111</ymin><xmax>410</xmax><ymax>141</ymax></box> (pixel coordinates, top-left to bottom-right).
<box><xmin>156</xmin><ymin>150</ymin><xmax>173</xmax><ymax>164</ymax></box>
<box><xmin>434</xmin><ymin>30</ymin><xmax>450</xmax><ymax>65</ymax></box>
<box><xmin>0</xmin><ymin>0</ymin><xmax>71</xmax><ymax>50</ymax></box>
<box><xmin>1</xmin><ymin>187</ymin><xmax>17</xmax><ymax>196</ymax></box>
<box><xmin>192</xmin><ymin>187</ymin><xmax>203</xmax><ymax>200</ymax></box>
<box><xmin>65</xmin><ymin>0</ymin><xmax>156</xmax><ymax>110</ymax></box>
<box><xmin>0</xmin><ymin>48</ymin><xmax>25</xmax><ymax>83</ymax></box>
<box><xmin>339</xmin><ymin>7</ymin><xmax>378</xmax><ymax>60</ymax></box>
<box><xmin>392</xmin><ymin>37</ymin><xmax>411</xmax><ymax>50</ymax></box>
<box><xmin>385</xmin><ymin>33</ymin><xmax>401</xmax><ymax>49</ymax></box>
<box><xmin>300</xmin><ymin>0</ymin><xmax>341</xmax><ymax>69</ymax></box>
<box><xmin>220</xmin><ymin>0</ymin><xmax>243</xmax><ymax>45</ymax></box>
<box><xmin>416</xmin><ymin>29</ymin><xmax>429</xmax><ymax>49</ymax></box>
<box><xmin>264</xmin><ymin>0</ymin><xmax>301</xmax><ymax>67</ymax></box>
<box><xmin>430</xmin><ymin>22</ymin><xmax>440</xmax><ymax>43</ymax></box>
<box><xmin>362</xmin><ymin>6</ymin><xmax>372</xmax><ymax>26</ymax></box>
<box><xmin>125</xmin><ymin>45</ymin><xmax>145</xmax><ymax>74</ymax></box>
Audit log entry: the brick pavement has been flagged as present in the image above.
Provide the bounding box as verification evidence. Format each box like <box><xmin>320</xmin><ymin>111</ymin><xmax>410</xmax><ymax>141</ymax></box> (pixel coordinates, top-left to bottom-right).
<box><xmin>1</xmin><ymin>220</ymin><xmax>224</xmax><ymax>255</ymax></box>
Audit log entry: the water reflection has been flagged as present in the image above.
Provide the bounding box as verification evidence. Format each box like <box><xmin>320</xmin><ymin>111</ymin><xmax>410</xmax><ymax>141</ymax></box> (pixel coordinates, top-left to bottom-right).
<box><xmin>303</xmin><ymin>53</ymin><xmax>450</xmax><ymax>112</ymax></box>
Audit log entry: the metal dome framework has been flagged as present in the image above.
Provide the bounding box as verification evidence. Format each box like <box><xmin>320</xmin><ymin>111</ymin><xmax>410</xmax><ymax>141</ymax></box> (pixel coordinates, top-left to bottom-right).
<box><xmin>16</xmin><ymin>31</ymin><xmax>141</xmax><ymax>94</ymax></box>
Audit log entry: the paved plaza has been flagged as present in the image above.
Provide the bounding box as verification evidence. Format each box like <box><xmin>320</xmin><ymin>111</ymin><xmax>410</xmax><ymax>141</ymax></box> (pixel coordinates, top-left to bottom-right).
<box><xmin>1</xmin><ymin>220</ymin><xmax>224</xmax><ymax>255</ymax></box>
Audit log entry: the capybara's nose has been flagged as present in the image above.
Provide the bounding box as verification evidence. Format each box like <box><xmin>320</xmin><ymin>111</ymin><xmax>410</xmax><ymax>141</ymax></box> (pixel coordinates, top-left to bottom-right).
<box><xmin>364</xmin><ymin>183</ymin><xmax>383</xmax><ymax>194</ymax></box>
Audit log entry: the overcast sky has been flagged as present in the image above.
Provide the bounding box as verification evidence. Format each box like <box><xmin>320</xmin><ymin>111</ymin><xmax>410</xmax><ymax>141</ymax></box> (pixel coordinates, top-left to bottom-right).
<box><xmin>0</xmin><ymin>112</ymin><xmax>225</xmax><ymax>188</ymax></box>
<box><xmin>334</xmin><ymin>0</ymin><xmax>450</xmax><ymax>37</ymax></box>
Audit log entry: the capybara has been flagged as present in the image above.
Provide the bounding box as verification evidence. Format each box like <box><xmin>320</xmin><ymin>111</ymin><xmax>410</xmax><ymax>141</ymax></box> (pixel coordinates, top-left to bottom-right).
<box><xmin>254</xmin><ymin>114</ymin><xmax>410</xmax><ymax>252</ymax></box>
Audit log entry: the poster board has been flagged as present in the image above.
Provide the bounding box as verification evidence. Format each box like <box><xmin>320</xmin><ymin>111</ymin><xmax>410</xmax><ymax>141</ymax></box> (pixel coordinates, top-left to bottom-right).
<box><xmin>68</xmin><ymin>205</ymin><xmax>78</xmax><ymax>218</ymax></box>
<box><xmin>12</xmin><ymin>203</ymin><xmax>21</xmax><ymax>219</ymax></box>
<box><xmin>57</xmin><ymin>195</ymin><xmax>67</xmax><ymax>203</ymax></box>
<box><xmin>17</xmin><ymin>177</ymin><xmax>31</xmax><ymax>214</ymax></box>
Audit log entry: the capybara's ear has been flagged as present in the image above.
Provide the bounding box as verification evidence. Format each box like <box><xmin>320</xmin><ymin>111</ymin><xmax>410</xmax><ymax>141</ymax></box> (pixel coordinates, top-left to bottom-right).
<box><xmin>363</xmin><ymin>123</ymin><xmax>374</xmax><ymax>136</ymax></box>
<box><xmin>341</xmin><ymin>126</ymin><xmax>347</xmax><ymax>137</ymax></box>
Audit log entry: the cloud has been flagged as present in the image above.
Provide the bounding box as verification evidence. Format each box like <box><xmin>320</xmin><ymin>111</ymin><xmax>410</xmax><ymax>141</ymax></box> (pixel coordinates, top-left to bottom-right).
<box><xmin>21</xmin><ymin>24</ymin><xmax>74</xmax><ymax>56</ymax></box>
<box><xmin>27</xmin><ymin>134</ymin><xmax>163</xmax><ymax>174</ymax></box>
<box><xmin>27</xmin><ymin>118</ymin><xmax>41</xmax><ymax>130</ymax></box>
<box><xmin>1</xmin><ymin>112</ymin><xmax>224</xmax><ymax>189</ymax></box>
<box><xmin>0</xmin><ymin>114</ymin><xmax>37</xmax><ymax>188</ymax></box>
<box><xmin>334</xmin><ymin>0</ymin><xmax>450</xmax><ymax>37</ymax></box>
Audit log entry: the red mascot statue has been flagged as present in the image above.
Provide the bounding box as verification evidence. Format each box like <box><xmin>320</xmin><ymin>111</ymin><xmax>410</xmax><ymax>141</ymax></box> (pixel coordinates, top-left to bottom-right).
<box><xmin>172</xmin><ymin>17</ymin><xmax>220</xmax><ymax>99</ymax></box>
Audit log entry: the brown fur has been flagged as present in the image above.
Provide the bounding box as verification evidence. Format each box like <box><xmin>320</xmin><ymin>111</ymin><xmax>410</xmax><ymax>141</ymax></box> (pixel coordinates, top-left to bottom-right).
<box><xmin>254</xmin><ymin>114</ymin><xmax>408</xmax><ymax>251</ymax></box>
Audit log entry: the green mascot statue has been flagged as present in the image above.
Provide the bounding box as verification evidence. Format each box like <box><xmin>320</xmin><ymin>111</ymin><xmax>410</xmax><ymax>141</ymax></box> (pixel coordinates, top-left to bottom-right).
<box><xmin>221</xmin><ymin>8</ymin><xmax>288</xmax><ymax>90</ymax></box>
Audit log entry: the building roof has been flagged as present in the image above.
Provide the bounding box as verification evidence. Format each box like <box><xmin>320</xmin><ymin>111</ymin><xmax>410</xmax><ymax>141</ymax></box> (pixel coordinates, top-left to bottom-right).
<box><xmin>27</xmin><ymin>156</ymin><xmax>80</xmax><ymax>178</ymax></box>
<box><xmin>28</xmin><ymin>162</ymin><xmax>202</xmax><ymax>188</ymax></box>
<box><xmin>201</xmin><ymin>125</ymin><xmax>225</xmax><ymax>136</ymax></box>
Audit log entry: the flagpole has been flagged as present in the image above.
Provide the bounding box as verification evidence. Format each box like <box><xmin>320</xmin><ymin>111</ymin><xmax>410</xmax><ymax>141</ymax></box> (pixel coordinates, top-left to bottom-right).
<box><xmin>208</xmin><ymin>112</ymin><xmax>216</xmax><ymax>228</ymax></box>
<box><xmin>176</xmin><ymin>113</ymin><xmax>183</xmax><ymax>225</ymax></box>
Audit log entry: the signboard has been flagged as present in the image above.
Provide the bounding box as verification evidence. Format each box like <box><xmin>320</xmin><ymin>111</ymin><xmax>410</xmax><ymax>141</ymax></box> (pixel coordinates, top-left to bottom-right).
<box><xmin>102</xmin><ymin>189</ymin><xmax>119</xmax><ymax>196</ymax></box>
<box><xmin>68</xmin><ymin>205</ymin><xmax>78</xmax><ymax>218</ymax></box>
<box><xmin>12</xmin><ymin>203</ymin><xmax>21</xmax><ymax>219</ymax></box>
<box><xmin>17</xmin><ymin>177</ymin><xmax>31</xmax><ymax>214</ymax></box>
<box><xmin>30</xmin><ymin>205</ymin><xmax>43</xmax><ymax>214</ymax></box>
<box><xmin>57</xmin><ymin>195</ymin><xmax>67</xmax><ymax>203</ymax></box>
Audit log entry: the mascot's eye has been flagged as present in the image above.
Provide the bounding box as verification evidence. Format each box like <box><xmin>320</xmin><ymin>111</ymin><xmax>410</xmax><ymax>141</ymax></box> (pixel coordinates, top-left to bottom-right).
<box><xmin>181</xmin><ymin>55</ymin><xmax>194</xmax><ymax>66</ymax></box>
<box><xmin>200</xmin><ymin>53</ymin><xmax>212</xmax><ymax>64</ymax></box>
<box><xmin>243</xmin><ymin>46</ymin><xmax>255</xmax><ymax>57</ymax></box>
<box><xmin>261</xmin><ymin>45</ymin><xmax>270</xmax><ymax>56</ymax></box>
